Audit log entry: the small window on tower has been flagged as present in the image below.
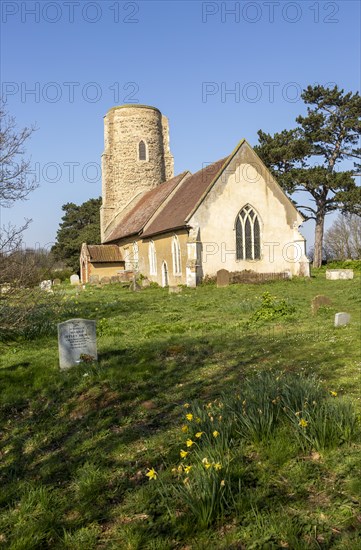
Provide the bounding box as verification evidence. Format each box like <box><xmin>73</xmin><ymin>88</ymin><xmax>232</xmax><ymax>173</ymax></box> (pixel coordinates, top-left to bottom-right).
<box><xmin>138</xmin><ymin>140</ymin><xmax>147</xmax><ymax>161</ymax></box>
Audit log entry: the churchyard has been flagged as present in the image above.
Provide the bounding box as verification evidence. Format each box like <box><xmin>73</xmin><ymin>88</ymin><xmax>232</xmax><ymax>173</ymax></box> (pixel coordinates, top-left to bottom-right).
<box><xmin>0</xmin><ymin>269</ymin><xmax>360</xmax><ymax>549</ymax></box>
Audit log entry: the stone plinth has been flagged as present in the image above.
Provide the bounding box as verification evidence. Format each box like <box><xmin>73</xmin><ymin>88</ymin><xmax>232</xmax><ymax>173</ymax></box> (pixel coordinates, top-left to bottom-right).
<box><xmin>326</xmin><ymin>269</ymin><xmax>354</xmax><ymax>280</ymax></box>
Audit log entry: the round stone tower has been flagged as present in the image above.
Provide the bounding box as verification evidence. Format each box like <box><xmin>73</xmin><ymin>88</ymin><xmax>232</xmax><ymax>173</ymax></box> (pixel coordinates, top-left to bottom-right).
<box><xmin>100</xmin><ymin>104</ymin><xmax>174</xmax><ymax>241</ymax></box>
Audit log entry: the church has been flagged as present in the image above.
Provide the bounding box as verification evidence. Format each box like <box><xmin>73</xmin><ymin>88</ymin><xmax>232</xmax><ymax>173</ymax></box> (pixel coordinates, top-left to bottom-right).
<box><xmin>80</xmin><ymin>104</ymin><xmax>310</xmax><ymax>286</ymax></box>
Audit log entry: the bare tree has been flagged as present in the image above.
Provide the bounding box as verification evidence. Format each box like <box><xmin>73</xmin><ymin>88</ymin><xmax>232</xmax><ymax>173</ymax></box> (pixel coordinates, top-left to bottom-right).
<box><xmin>0</xmin><ymin>102</ymin><xmax>37</xmax><ymax>207</ymax></box>
<box><xmin>324</xmin><ymin>214</ymin><xmax>361</xmax><ymax>260</ymax></box>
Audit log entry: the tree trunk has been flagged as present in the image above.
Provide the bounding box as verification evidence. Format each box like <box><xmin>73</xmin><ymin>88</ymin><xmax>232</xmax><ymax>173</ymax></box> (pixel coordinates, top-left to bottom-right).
<box><xmin>313</xmin><ymin>212</ymin><xmax>325</xmax><ymax>268</ymax></box>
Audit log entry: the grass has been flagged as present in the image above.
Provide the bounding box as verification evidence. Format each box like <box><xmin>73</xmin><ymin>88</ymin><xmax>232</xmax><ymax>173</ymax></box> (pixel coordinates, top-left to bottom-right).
<box><xmin>0</xmin><ymin>271</ymin><xmax>361</xmax><ymax>548</ymax></box>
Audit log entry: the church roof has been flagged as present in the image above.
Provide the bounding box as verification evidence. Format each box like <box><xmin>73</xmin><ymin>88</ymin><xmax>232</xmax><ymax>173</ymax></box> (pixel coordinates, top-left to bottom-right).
<box><xmin>86</xmin><ymin>244</ymin><xmax>123</xmax><ymax>263</ymax></box>
<box><xmin>142</xmin><ymin>157</ymin><xmax>228</xmax><ymax>237</ymax></box>
<box><xmin>104</xmin><ymin>172</ymin><xmax>189</xmax><ymax>242</ymax></box>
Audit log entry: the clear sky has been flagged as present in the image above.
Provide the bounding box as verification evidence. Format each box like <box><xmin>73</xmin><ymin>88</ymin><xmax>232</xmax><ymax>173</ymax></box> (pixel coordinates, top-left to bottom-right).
<box><xmin>1</xmin><ymin>0</ymin><xmax>360</xmax><ymax>252</ymax></box>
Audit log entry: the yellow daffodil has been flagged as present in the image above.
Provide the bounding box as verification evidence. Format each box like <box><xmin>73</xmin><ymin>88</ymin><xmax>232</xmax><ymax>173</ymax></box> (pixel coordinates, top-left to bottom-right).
<box><xmin>186</xmin><ymin>439</ymin><xmax>195</xmax><ymax>447</ymax></box>
<box><xmin>186</xmin><ymin>413</ymin><xmax>193</xmax><ymax>421</ymax></box>
<box><xmin>180</xmin><ymin>449</ymin><xmax>188</xmax><ymax>458</ymax></box>
<box><xmin>145</xmin><ymin>468</ymin><xmax>157</xmax><ymax>480</ymax></box>
<box><xmin>184</xmin><ymin>465</ymin><xmax>192</xmax><ymax>474</ymax></box>
<box><xmin>177</xmin><ymin>464</ymin><xmax>183</xmax><ymax>472</ymax></box>
<box><xmin>184</xmin><ymin>477</ymin><xmax>190</xmax><ymax>485</ymax></box>
<box><xmin>195</xmin><ymin>431</ymin><xmax>204</xmax><ymax>438</ymax></box>
<box><xmin>213</xmin><ymin>430</ymin><xmax>220</xmax><ymax>438</ymax></box>
<box><xmin>214</xmin><ymin>462</ymin><xmax>222</xmax><ymax>471</ymax></box>
<box><xmin>299</xmin><ymin>418</ymin><xmax>308</xmax><ymax>428</ymax></box>
<box><xmin>220</xmin><ymin>479</ymin><xmax>225</xmax><ymax>487</ymax></box>
<box><xmin>196</xmin><ymin>417</ymin><xmax>201</xmax><ymax>423</ymax></box>
<box><xmin>184</xmin><ymin>403</ymin><xmax>190</xmax><ymax>408</ymax></box>
<box><xmin>330</xmin><ymin>391</ymin><xmax>337</xmax><ymax>397</ymax></box>
<box><xmin>181</xmin><ymin>425</ymin><xmax>188</xmax><ymax>433</ymax></box>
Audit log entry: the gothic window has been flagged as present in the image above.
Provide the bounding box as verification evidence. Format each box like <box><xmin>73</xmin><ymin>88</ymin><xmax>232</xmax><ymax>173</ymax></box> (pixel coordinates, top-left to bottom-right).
<box><xmin>149</xmin><ymin>240</ymin><xmax>157</xmax><ymax>275</ymax></box>
<box><xmin>172</xmin><ymin>235</ymin><xmax>182</xmax><ymax>275</ymax></box>
<box><xmin>138</xmin><ymin>140</ymin><xmax>147</xmax><ymax>161</ymax></box>
<box><xmin>236</xmin><ymin>205</ymin><xmax>261</xmax><ymax>260</ymax></box>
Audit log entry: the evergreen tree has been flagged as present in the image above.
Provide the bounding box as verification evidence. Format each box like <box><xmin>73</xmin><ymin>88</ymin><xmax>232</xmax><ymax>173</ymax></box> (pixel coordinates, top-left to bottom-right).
<box><xmin>52</xmin><ymin>197</ymin><xmax>101</xmax><ymax>271</ymax></box>
<box><xmin>255</xmin><ymin>85</ymin><xmax>361</xmax><ymax>267</ymax></box>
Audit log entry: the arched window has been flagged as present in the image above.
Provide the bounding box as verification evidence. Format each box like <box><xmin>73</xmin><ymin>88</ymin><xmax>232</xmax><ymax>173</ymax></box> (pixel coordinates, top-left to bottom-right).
<box><xmin>138</xmin><ymin>140</ymin><xmax>147</xmax><ymax>161</ymax></box>
<box><xmin>236</xmin><ymin>205</ymin><xmax>261</xmax><ymax>260</ymax></box>
<box><xmin>132</xmin><ymin>241</ymin><xmax>139</xmax><ymax>269</ymax></box>
<box><xmin>148</xmin><ymin>240</ymin><xmax>157</xmax><ymax>275</ymax></box>
<box><xmin>172</xmin><ymin>235</ymin><xmax>182</xmax><ymax>275</ymax></box>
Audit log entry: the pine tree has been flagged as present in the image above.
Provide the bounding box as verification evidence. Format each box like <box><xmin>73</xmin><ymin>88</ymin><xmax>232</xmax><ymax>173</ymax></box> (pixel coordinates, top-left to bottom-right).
<box><xmin>255</xmin><ymin>85</ymin><xmax>361</xmax><ymax>268</ymax></box>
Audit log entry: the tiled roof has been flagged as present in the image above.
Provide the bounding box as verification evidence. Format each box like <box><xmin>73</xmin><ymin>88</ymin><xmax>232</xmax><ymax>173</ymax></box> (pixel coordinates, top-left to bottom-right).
<box><xmin>104</xmin><ymin>172</ymin><xmax>188</xmax><ymax>243</ymax></box>
<box><xmin>142</xmin><ymin>157</ymin><xmax>228</xmax><ymax>237</ymax></box>
<box><xmin>87</xmin><ymin>245</ymin><xmax>123</xmax><ymax>263</ymax></box>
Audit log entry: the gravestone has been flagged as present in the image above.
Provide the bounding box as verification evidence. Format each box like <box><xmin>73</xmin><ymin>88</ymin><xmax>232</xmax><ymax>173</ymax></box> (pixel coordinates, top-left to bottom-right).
<box><xmin>169</xmin><ymin>285</ymin><xmax>182</xmax><ymax>294</ymax></box>
<box><xmin>40</xmin><ymin>280</ymin><xmax>52</xmax><ymax>292</ymax></box>
<box><xmin>326</xmin><ymin>269</ymin><xmax>354</xmax><ymax>280</ymax></box>
<box><xmin>100</xmin><ymin>276</ymin><xmax>110</xmax><ymax>284</ymax></box>
<box><xmin>89</xmin><ymin>274</ymin><xmax>99</xmax><ymax>285</ymax></box>
<box><xmin>129</xmin><ymin>279</ymin><xmax>142</xmax><ymax>292</ymax></box>
<box><xmin>111</xmin><ymin>275</ymin><xmax>120</xmax><ymax>283</ymax></box>
<box><xmin>53</xmin><ymin>278</ymin><xmax>61</xmax><ymax>285</ymax></box>
<box><xmin>311</xmin><ymin>295</ymin><xmax>332</xmax><ymax>314</ymax></box>
<box><xmin>217</xmin><ymin>269</ymin><xmax>230</xmax><ymax>287</ymax></box>
<box><xmin>334</xmin><ymin>312</ymin><xmax>351</xmax><ymax>327</ymax></box>
<box><xmin>58</xmin><ymin>319</ymin><xmax>97</xmax><ymax>370</ymax></box>
<box><xmin>141</xmin><ymin>277</ymin><xmax>150</xmax><ymax>288</ymax></box>
<box><xmin>70</xmin><ymin>274</ymin><xmax>80</xmax><ymax>285</ymax></box>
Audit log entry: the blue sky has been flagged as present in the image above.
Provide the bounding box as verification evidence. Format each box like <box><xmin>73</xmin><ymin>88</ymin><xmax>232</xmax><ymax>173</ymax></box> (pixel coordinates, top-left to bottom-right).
<box><xmin>1</xmin><ymin>0</ymin><xmax>360</xmax><ymax>251</ymax></box>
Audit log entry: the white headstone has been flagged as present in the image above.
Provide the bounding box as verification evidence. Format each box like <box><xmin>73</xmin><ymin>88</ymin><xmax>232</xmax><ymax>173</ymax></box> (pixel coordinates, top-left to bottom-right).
<box><xmin>58</xmin><ymin>319</ymin><xmax>97</xmax><ymax>370</ymax></box>
<box><xmin>334</xmin><ymin>312</ymin><xmax>351</xmax><ymax>327</ymax></box>
<box><xmin>70</xmin><ymin>274</ymin><xmax>80</xmax><ymax>285</ymax></box>
<box><xmin>40</xmin><ymin>280</ymin><xmax>52</xmax><ymax>291</ymax></box>
<box><xmin>326</xmin><ymin>269</ymin><xmax>354</xmax><ymax>280</ymax></box>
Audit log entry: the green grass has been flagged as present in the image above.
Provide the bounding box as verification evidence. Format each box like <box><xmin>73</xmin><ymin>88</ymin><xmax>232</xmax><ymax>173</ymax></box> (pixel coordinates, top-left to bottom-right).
<box><xmin>0</xmin><ymin>271</ymin><xmax>361</xmax><ymax>549</ymax></box>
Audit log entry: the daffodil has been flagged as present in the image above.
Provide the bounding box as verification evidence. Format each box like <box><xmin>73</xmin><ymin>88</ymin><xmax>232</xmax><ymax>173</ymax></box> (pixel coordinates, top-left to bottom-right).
<box><xmin>214</xmin><ymin>462</ymin><xmax>222</xmax><ymax>471</ymax></box>
<box><xmin>181</xmin><ymin>425</ymin><xmax>188</xmax><ymax>433</ymax></box>
<box><xmin>186</xmin><ymin>413</ymin><xmax>193</xmax><ymax>421</ymax></box>
<box><xmin>213</xmin><ymin>430</ymin><xmax>220</xmax><ymax>438</ymax></box>
<box><xmin>186</xmin><ymin>439</ymin><xmax>195</xmax><ymax>447</ymax></box>
<box><xmin>202</xmin><ymin>457</ymin><xmax>211</xmax><ymax>469</ymax></box>
<box><xmin>195</xmin><ymin>431</ymin><xmax>204</xmax><ymax>438</ymax></box>
<box><xmin>184</xmin><ymin>465</ymin><xmax>192</xmax><ymax>474</ymax></box>
<box><xmin>299</xmin><ymin>418</ymin><xmax>308</xmax><ymax>428</ymax></box>
<box><xmin>145</xmin><ymin>468</ymin><xmax>157</xmax><ymax>480</ymax></box>
<box><xmin>184</xmin><ymin>403</ymin><xmax>190</xmax><ymax>408</ymax></box>
<box><xmin>220</xmin><ymin>479</ymin><xmax>225</xmax><ymax>487</ymax></box>
<box><xmin>180</xmin><ymin>449</ymin><xmax>188</xmax><ymax>458</ymax></box>
<box><xmin>330</xmin><ymin>391</ymin><xmax>337</xmax><ymax>397</ymax></box>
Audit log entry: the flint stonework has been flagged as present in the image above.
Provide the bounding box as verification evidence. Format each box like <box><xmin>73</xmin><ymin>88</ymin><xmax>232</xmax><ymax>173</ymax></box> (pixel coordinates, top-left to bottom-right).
<box><xmin>58</xmin><ymin>319</ymin><xmax>97</xmax><ymax>370</ymax></box>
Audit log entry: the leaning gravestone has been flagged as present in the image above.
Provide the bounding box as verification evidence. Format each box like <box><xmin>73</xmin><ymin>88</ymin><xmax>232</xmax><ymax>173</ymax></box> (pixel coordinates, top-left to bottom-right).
<box><xmin>70</xmin><ymin>274</ymin><xmax>80</xmax><ymax>285</ymax></box>
<box><xmin>311</xmin><ymin>295</ymin><xmax>332</xmax><ymax>314</ymax></box>
<box><xmin>334</xmin><ymin>312</ymin><xmax>351</xmax><ymax>327</ymax></box>
<box><xmin>53</xmin><ymin>278</ymin><xmax>61</xmax><ymax>286</ymax></box>
<box><xmin>58</xmin><ymin>319</ymin><xmax>97</xmax><ymax>370</ymax></box>
<box><xmin>326</xmin><ymin>269</ymin><xmax>354</xmax><ymax>280</ymax></box>
<box><xmin>217</xmin><ymin>269</ymin><xmax>230</xmax><ymax>287</ymax></box>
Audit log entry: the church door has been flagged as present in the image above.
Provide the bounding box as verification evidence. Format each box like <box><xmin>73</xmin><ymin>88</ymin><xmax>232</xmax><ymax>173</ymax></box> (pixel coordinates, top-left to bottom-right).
<box><xmin>162</xmin><ymin>261</ymin><xmax>169</xmax><ymax>287</ymax></box>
